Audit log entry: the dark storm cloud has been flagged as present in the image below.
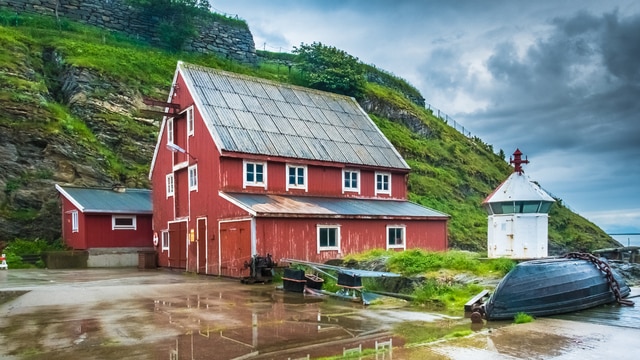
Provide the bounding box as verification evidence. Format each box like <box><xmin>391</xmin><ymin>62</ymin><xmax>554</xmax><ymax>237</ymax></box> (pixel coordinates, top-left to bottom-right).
<box><xmin>213</xmin><ymin>0</ymin><xmax>640</xmax><ymax>232</ymax></box>
<box><xmin>468</xmin><ymin>10</ymin><xmax>640</xmax><ymax>158</ymax></box>
<box><xmin>600</xmin><ymin>12</ymin><xmax>640</xmax><ymax>82</ymax></box>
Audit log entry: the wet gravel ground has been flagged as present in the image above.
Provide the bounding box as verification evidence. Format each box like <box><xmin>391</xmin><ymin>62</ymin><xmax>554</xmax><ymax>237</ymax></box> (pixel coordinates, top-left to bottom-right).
<box><xmin>1</xmin><ymin>268</ymin><xmax>638</xmax><ymax>360</ymax></box>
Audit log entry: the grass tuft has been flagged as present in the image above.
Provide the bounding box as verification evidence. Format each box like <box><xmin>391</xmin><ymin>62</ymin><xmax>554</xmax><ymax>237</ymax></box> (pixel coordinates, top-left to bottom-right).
<box><xmin>514</xmin><ymin>312</ymin><xmax>534</xmax><ymax>324</ymax></box>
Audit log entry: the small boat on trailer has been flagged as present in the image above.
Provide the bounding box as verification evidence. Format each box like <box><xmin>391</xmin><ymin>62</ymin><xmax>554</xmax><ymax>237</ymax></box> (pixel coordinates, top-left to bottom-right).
<box><xmin>466</xmin><ymin>253</ymin><xmax>634</xmax><ymax>321</ymax></box>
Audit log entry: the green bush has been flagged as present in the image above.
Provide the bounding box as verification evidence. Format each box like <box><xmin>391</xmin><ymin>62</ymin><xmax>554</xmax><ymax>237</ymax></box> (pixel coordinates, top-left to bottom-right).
<box><xmin>293</xmin><ymin>42</ymin><xmax>366</xmax><ymax>98</ymax></box>
<box><xmin>3</xmin><ymin>238</ymin><xmax>67</xmax><ymax>268</ymax></box>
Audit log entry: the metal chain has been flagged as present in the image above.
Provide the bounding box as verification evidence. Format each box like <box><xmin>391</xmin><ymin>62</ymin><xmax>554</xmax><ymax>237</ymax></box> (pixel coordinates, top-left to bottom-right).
<box><xmin>564</xmin><ymin>252</ymin><xmax>634</xmax><ymax>306</ymax></box>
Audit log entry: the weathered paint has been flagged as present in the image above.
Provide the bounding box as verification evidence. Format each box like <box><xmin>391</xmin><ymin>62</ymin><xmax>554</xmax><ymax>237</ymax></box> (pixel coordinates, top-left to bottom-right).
<box><xmin>219</xmin><ymin>219</ymin><xmax>252</xmax><ymax>277</ymax></box>
<box><xmin>59</xmin><ymin>196</ymin><xmax>153</xmax><ymax>249</ymax></box>
<box><xmin>197</xmin><ymin>217</ymin><xmax>207</xmax><ymax>274</ymax></box>
<box><xmin>167</xmin><ymin>221</ymin><xmax>187</xmax><ymax>269</ymax></box>
<box><xmin>219</xmin><ymin>156</ymin><xmax>408</xmax><ymax>199</ymax></box>
<box><xmin>149</xmin><ymin>64</ymin><xmax>450</xmax><ymax>276</ymax></box>
<box><xmin>255</xmin><ymin>217</ymin><xmax>448</xmax><ymax>264</ymax></box>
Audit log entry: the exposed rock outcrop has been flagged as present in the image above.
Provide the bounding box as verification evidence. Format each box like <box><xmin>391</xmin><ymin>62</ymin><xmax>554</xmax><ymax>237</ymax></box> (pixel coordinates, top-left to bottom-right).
<box><xmin>0</xmin><ymin>47</ymin><xmax>156</xmax><ymax>242</ymax></box>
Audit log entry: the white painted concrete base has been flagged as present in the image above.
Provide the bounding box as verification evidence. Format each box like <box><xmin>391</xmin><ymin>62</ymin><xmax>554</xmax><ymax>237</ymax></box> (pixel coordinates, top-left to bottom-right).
<box><xmin>87</xmin><ymin>247</ymin><xmax>155</xmax><ymax>268</ymax></box>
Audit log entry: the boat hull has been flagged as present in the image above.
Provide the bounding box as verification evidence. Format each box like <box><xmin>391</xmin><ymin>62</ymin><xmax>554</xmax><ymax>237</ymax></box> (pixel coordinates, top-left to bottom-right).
<box><xmin>485</xmin><ymin>257</ymin><xmax>631</xmax><ymax>320</ymax></box>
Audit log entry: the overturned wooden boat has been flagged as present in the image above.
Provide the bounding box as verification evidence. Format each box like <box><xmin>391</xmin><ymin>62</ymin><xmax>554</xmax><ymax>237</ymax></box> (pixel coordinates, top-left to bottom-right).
<box><xmin>466</xmin><ymin>253</ymin><xmax>633</xmax><ymax>321</ymax></box>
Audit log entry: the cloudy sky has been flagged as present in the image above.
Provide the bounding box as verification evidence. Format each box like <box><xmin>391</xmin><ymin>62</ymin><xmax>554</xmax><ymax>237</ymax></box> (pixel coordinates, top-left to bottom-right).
<box><xmin>213</xmin><ymin>0</ymin><xmax>640</xmax><ymax>239</ymax></box>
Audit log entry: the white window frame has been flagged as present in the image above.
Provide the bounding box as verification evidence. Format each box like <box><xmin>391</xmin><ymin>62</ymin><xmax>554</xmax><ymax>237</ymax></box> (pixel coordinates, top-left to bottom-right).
<box><xmin>71</xmin><ymin>210</ymin><xmax>79</xmax><ymax>233</ymax></box>
<box><xmin>188</xmin><ymin>164</ymin><xmax>198</xmax><ymax>191</ymax></box>
<box><xmin>167</xmin><ymin>117</ymin><xmax>174</xmax><ymax>144</ymax></box>
<box><xmin>161</xmin><ymin>230</ymin><xmax>169</xmax><ymax>251</ymax></box>
<box><xmin>166</xmin><ymin>173</ymin><xmax>174</xmax><ymax>197</ymax></box>
<box><xmin>342</xmin><ymin>169</ymin><xmax>360</xmax><ymax>193</ymax></box>
<box><xmin>185</xmin><ymin>106</ymin><xmax>195</xmax><ymax>137</ymax></box>
<box><xmin>286</xmin><ymin>164</ymin><xmax>307</xmax><ymax>191</ymax></box>
<box><xmin>375</xmin><ymin>172</ymin><xmax>391</xmax><ymax>195</ymax></box>
<box><xmin>317</xmin><ymin>225</ymin><xmax>341</xmax><ymax>254</ymax></box>
<box><xmin>112</xmin><ymin>215</ymin><xmax>137</xmax><ymax>230</ymax></box>
<box><xmin>387</xmin><ymin>225</ymin><xmax>406</xmax><ymax>250</ymax></box>
<box><xmin>243</xmin><ymin>160</ymin><xmax>267</xmax><ymax>189</ymax></box>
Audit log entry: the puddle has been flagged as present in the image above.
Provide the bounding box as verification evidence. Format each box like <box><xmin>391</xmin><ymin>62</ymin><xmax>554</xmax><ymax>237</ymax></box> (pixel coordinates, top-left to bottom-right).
<box><xmin>0</xmin><ymin>274</ymin><xmax>420</xmax><ymax>359</ymax></box>
<box><xmin>2</xmin><ymin>270</ymin><xmax>638</xmax><ymax>359</ymax></box>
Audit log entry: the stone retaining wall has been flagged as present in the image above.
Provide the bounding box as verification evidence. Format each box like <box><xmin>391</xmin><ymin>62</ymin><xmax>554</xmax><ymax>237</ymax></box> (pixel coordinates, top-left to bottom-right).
<box><xmin>0</xmin><ymin>0</ymin><xmax>256</xmax><ymax>63</ymax></box>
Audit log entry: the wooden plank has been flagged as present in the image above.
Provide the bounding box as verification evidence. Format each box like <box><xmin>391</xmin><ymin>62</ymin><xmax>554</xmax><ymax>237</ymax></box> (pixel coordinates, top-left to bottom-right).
<box><xmin>464</xmin><ymin>289</ymin><xmax>489</xmax><ymax>312</ymax></box>
<box><xmin>142</xmin><ymin>98</ymin><xmax>180</xmax><ymax>109</ymax></box>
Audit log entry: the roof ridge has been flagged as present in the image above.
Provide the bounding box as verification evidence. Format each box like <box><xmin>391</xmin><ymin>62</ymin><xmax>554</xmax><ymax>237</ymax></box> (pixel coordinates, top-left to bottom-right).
<box><xmin>179</xmin><ymin>61</ymin><xmax>355</xmax><ymax>100</ymax></box>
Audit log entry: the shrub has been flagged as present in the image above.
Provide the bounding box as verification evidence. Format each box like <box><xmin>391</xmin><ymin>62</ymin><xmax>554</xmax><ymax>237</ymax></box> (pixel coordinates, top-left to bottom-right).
<box><xmin>3</xmin><ymin>238</ymin><xmax>67</xmax><ymax>268</ymax></box>
<box><xmin>293</xmin><ymin>42</ymin><xmax>366</xmax><ymax>98</ymax></box>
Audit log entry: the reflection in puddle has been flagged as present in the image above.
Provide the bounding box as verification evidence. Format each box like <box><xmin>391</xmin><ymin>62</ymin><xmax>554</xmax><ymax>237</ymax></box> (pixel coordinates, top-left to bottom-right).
<box><xmin>149</xmin><ymin>289</ymin><xmax>405</xmax><ymax>359</ymax></box>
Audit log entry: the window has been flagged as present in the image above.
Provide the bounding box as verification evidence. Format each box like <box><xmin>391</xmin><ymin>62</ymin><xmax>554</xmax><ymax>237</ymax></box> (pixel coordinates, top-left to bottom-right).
<box><xmin>286</xmin><ymin>164</ymin><xmax>307</xmax><ymax>191</ymax></box>
<box><xmin>343</xmin><ymin>169</ymin><xmax>360</xmax><ymax>193</ymax></box>
<box><xmin>166</xmin><ymin>173</ymin><xmax>174</xmax><ymax>197</ymax></box>
<box><xmin>186</xmin><ymin>107</ymin><xmax>194</xmax><ymax>136</ymax></box>
<box><xmin>71</xmin><ymin>210</ymin><xmax>79</xmax><ymax>233</ymax></box>
<box><xmin>161</xmin><ymin>230</ymin><xmax>169</xmax><ymax>251</ymax></box>
<box><xmin>375</xmin><ymin>172</ymin><xmax>391</xmax><ymax>195</ymax></box>
<box><xmin>489</xmin><ymin>201</ymin><xmax>553</xmax><ymax>214</ymax></box>
<box><xmin>387</xmin><ymin>225</ymin><xmax>406</xmax><ymax>250</ymax></box>
<box><xmin>112</xmin><ymin>215</ymin><xmax>137</xmax><ymax>230</ymax></box>
<box><xmin>188</xmin><ymin>165</ymin><xmax>198</xmax><ymax>191</ymax></box>
<box><xmin>244</xmin><ymin>161</ymin><xmax>267</xmax><ymax>188</ymax></box>
<box><xmin>317</xmin><ymin>225</ymin><xmax>341</xmax><ymax>253</ymax></box>
<box><xmin>167</xmin><ymin>118</ymin><xmax>174</xmax><ymax>144</ymax></box>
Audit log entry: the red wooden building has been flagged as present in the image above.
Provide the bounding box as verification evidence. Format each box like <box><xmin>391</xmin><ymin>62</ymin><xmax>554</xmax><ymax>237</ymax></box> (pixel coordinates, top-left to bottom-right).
<box><xmin>56</xmin><ymin>184</ymin><xmax>153</xmax><ymax>250</ymax></box>
<box><xmin>149</xmin><ymin>62</ymin><xmax>449</xmax><ymax>276</ymax></box>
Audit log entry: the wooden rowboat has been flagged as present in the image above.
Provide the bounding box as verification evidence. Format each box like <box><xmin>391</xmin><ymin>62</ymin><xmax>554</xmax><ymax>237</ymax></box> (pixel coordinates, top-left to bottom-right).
<box><xmin>466</xmin><ymin>254</ymin><xmax>633</xmax><ymax>321</ymax></box>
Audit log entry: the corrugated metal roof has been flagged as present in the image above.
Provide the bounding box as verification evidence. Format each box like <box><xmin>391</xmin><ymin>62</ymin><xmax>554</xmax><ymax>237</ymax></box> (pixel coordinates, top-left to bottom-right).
<box><xmin>179</xmin><ymin>62</ymin><xmax>409</xmax><ymax>170</ymax></box>
<box><xmin>56</xmin><ymin>185</ymin><xmax>152</xmax><ymax>214</ymax></box>
<box><xmin>221</xmin><ymin>192</ymin><xmax>449</xmax><ymax>219</ymax></box>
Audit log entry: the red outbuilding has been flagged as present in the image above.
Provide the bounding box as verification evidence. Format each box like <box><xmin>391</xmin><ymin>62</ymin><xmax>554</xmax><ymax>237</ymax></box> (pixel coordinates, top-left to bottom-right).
<box><xmin>56</xmin><ymin>184</ymin><xmax>153</xmax><ymax>250</ymax></box>
<box><xmin>149</xmin><ymin>62</ymin><xmax>449</xmax><ymax>276</ymax></box>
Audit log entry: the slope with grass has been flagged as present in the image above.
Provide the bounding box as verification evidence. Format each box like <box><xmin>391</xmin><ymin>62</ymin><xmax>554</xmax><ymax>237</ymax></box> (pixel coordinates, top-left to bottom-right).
<box><xmin>0</xmin><ymin>10</ymin><xmax>619</xmax><ymax>252</ymax></box>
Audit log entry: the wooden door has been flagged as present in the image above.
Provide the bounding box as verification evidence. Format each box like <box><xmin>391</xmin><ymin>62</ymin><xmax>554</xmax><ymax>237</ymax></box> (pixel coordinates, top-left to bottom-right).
<box><xmin>168</xmin><ymin>221</ymin><xmax>187</xmax><ymax>269</ymax></box>
<box><xmin>197</xmin><ymin>218</ymin><xmax>207</xmax><ymax>274</ymax></box>
<box><xmin>219</xmin><ymin>220</ymin><xmax>251</xmax><ymax>278</ymax></box>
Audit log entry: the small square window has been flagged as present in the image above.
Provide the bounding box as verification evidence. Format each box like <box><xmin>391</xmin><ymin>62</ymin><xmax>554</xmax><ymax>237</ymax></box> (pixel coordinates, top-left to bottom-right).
<box><xmin>112</xmin><ymin>215</ymin><xmax>137</xmax><ymax>230</ymax></box>
<box><xmin>244</xmin><ymin>161</ymin><xmax>267</xmax><ymax>188</ymax></box>
<box><xmin>343</xmin><ymin>170</ymin><xmax>359</xmax><ymax>193</ymax></box>
<box><xmin>375</xmin><ymin>172</ymin><xmax>391</xmax><ymax>195</ymax></box>
<box><xmin>387</xmin><ymin>226</ymin><xmax>406</xmax><ymax>250</ymax></box>
<box><xmin>286</xmin><ymin>165</ymin><xmax>307</xmax><ymax>191</ymax></box>
<box><xmin>317</xmin><ymin>225</ymin><xmax>341</xmax><ymax>253</ymax></box>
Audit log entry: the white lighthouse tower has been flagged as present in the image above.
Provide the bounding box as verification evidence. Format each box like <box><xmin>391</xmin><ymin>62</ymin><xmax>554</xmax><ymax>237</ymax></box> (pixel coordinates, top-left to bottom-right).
<box><xmin>483</xmin><ymin>149</ymin><xmax>555</xmax><ymax>258</ymax></box>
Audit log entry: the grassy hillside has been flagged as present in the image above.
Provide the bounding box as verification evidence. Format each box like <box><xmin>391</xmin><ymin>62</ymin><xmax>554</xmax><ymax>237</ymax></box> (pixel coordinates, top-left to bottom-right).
<box><xmin>0</xmin><ymin>10</ymin><xmax>619</xmax><ymax>252</ymax></box>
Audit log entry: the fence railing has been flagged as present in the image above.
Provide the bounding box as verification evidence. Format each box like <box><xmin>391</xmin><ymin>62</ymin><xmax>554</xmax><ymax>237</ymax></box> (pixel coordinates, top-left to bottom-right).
<box><xmin>425</xmin><ymin>103</ymin><xmax>472</xmax><ymax>138</ymax></box>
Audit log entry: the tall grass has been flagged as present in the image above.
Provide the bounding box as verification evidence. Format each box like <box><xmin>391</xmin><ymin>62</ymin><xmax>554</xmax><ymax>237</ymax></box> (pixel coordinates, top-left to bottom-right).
<box><xmin>344</xmin><ymin>249</ymin><xmax>515</xmax><ymax>313</ymax></box>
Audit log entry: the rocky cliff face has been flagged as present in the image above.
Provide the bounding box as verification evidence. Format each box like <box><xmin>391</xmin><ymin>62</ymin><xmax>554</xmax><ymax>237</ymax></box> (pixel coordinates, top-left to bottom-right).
<box><xmin>0</xmin><ymin>46</ymin><xmax>157</xmax><ymax>242</ymax></box>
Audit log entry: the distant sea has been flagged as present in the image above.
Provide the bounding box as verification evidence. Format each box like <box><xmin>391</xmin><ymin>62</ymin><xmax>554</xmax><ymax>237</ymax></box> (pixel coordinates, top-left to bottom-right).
<box><xmin>611</xmin><ymin>234</ymin><xmax>640</xmax><ymax>247</ymax></box>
